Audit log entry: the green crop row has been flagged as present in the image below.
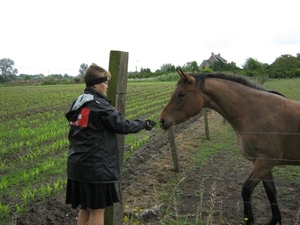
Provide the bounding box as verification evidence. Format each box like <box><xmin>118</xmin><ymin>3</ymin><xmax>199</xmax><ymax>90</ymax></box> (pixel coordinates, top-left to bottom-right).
<box><xmin>0</xmin><ymin>81</ymin><xmax>176</xmax><ymax>221</ymax></box>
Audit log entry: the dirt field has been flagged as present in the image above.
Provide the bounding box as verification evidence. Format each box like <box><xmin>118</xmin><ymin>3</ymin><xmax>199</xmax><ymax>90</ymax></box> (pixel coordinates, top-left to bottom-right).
<box><xmin>13</xmin><ymin>112</ymin><xmax>300</xmax><ymax>225</ymax></box>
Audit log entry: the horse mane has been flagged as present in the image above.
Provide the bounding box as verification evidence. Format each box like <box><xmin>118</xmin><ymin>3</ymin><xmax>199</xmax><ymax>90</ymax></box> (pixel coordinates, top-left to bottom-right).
<box><xmin>182</xmin><ymin>73</ymin><xmax>286</xmax><ymax>97</ymax></box>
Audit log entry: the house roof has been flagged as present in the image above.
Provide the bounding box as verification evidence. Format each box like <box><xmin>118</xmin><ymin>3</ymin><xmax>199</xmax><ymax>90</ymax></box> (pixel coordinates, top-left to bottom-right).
<box><xmin>211</xmin><ymin>52</ymin><xmax>227</xmax><ymax>63</ymax></box>
<box><xmin>199</xmin><ymin>52</ymin><xmax>227</xmax><ymax>69</ymax></box>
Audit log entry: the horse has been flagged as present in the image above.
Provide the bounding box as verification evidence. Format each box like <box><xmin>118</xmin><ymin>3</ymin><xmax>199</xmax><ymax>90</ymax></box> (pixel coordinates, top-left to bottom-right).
<box><xmin>159</xmin><ymin>70</ymin><xmax>300</xmax><ymax>225</ymax></box>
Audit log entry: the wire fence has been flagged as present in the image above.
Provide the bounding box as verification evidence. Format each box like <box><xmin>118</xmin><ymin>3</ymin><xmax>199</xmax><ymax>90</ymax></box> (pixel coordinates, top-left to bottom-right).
<box><xmin>118</xmin><ymin>114</ymin><xmax>300</xmax><ymax>216</ymax></box>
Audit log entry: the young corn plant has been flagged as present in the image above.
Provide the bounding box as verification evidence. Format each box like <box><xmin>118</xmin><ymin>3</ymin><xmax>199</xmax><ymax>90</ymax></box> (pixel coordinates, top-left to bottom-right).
<box><xmin>0</xmin><ymin>202</ymin><xmax>10</xmax><ymax>218</ymax></box>
<box><xmin>0</xmin><ymin>159</ymin><xmax>5</xmax><ymax>172</ymax></box>
<box><xmin>15</xmin><ymin>204</ymin><xmax>25</xmax><ymax>213</ymax></box>
<box><xmin>0</xmin><ymin>177</ymin><xmax>9</xmax><ymax>191</ymax></box>
<box><xmin>20</xmin><ymin>189</ymin><xmax>31</xmax><ymax>207</ymax></box>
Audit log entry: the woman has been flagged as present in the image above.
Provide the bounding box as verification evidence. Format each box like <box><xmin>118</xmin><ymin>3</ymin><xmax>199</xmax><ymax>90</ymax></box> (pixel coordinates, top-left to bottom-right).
<box><xmin>65</xmin><ymin>64</ymin><xmax>155</xmax><ymax>225</ymax></box>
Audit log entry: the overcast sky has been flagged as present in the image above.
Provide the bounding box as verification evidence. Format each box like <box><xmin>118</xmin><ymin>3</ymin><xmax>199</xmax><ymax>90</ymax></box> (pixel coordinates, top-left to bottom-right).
<box><xmin>1</xmin><ymin>0</ymin><xmax>299</xmax><ymax>76</ymax></box>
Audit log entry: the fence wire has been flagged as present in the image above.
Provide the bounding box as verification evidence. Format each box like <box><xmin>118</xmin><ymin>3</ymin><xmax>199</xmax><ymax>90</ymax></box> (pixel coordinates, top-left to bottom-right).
<box><xmin>117</xmin><ymin>116</ymin><xmax>300</xmax><ymax>211</ymax></box>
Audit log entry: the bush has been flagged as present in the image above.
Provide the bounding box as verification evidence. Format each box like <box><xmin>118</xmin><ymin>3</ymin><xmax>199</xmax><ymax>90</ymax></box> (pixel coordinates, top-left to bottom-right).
<box><xmin>295</xmin><ymin>69</ymin><xmax>300</xmax><ymax>78</ymax></box>
<box><xmin>154</xmin><ymin>73</ymin><xmax>180</xmax><ymax>82</ymax></box>
<box><xmin>200</xmin><ymin>68</ymin><xmax>214</xmax><ymax>73</ymax></box>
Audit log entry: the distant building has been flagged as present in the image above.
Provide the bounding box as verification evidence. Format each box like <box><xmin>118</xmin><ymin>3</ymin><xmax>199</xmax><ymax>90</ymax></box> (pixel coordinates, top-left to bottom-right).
<box><xmin>199</xmin><ymin>52</ymin><xmax>227</xmax><ymax>69</ymax></box>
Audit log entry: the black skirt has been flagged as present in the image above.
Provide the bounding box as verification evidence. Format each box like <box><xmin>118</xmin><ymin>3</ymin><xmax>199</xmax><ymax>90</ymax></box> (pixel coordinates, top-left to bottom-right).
<box><xmin>66</xmin><ymin>179</ymin><xmax>120</xmax><ymax>209</ymax></box>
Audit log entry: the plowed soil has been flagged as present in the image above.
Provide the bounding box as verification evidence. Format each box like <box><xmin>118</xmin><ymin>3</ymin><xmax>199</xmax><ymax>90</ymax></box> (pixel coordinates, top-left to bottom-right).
<box><xmin>13</xmin><ymin>112</ymin><xmax>300</xmax><ymax>225</ymax></box>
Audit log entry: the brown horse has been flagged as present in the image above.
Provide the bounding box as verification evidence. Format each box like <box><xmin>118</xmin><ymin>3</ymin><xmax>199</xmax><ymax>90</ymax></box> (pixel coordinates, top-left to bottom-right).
<box><xmin>159</xmin><ymin>70</ymin><xmax>300</xmax><ymax>225</ymax></box>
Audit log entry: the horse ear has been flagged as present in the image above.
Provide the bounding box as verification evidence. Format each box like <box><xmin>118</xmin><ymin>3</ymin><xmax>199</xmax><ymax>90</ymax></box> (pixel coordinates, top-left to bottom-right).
<box><xmin>176</xmin><ymin>69</ymin><xmax>184</xmax><ymax>77</ymax></box>
<box><xmin>176</xmin><ymin>70</ymin><xmax>193</xmax><ymax>83</ymax></box>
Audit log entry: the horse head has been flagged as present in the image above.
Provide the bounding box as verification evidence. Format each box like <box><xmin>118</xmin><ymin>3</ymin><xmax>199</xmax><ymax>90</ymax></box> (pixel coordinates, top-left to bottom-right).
<box><xmin>159</xmin><ymin>70</ymin><xmax>204</xmax><ymax>130</ymax></box>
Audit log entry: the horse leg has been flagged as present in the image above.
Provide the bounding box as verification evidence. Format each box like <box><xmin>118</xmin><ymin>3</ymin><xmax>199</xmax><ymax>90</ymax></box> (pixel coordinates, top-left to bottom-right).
<box><xmin>241</xmin><ymin>158</ymin><xmax>277</xmax><ymax>225</ymax></box>
<box><xmin>262</xmin><ymin>172</ymin><xmax>282</xmax><ymax>225</ymax></box>
<box><xmin>242</xmin><ymin>178</ymin><xmax>259</xmax><ymax>225</ymax></box>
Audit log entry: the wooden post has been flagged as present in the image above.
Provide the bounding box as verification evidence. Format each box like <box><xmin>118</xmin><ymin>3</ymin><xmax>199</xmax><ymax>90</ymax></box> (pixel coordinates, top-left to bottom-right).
<box><xmin>168</xmin><ymin>126</ymin><xmax>179</xmax><ymax>172</ymax></box>
<box><xmin>105</xmin><ymin>50</ymin><xmax>128</xmax><ymax>225</ymax></box>
<box><xmin>203</xmin><ymin>108</ymin><xmax>210</xmax><ymax>140</ymax></box>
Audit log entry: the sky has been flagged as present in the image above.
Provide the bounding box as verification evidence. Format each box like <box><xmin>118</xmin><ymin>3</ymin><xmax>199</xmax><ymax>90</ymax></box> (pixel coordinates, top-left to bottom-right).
<box><xmin>1</xmin><ymin>0</ymin><xmax>300</xmax><ymax>76</ymax></box>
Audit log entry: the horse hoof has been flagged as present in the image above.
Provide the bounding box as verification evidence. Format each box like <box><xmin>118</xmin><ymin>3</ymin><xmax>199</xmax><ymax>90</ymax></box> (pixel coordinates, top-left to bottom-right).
<box><xmin>244</xmin><ymin>218</ymin><xmax>254</xmax><ymax>225</ymax></box>
<box><xmin>265</xmin><ymin>217</ymin><xmax>281</xmax><ymax>225</ymax></box>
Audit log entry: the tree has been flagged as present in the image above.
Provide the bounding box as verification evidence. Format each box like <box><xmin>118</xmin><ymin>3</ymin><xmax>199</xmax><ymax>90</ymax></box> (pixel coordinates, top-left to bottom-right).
<box><xmin>160</xmin><ymin>63</ymin><xmax>176</xmax><ymax>73</ymax></box>
<box><xmin>295</xmin><ymin>69</ymin><xmax>300</xmax><ymax>78</ymax></box>
<box><xmin>269</xmin><ymin>54</ymin><xmax>300</xmax><ymax>78</ymax></box>
<box><xmin>211</xmin><ymin>60</ymin><xmax>225</xmax><ymax>71</ymax></box>
<box><xmin>24</xmin><ymin>75</ymin><xmax>31</xmax><ymax>81</ymax></box>
<box><xmin>272</xmin><ymin>54</ymin><xmax>300</xmax><ymax>70</ymax></box>
<box><xmin>183</xmin><ymin>61</ymin><xmax>200</xmax><ymax>73</ymax></box>
<box><xmin>212</xmin><ymin>61</ymin><xmax>240</xmax><ymax>72</ymax></box>
<box><xmin>242</xmin><ymin>58</ymin><xmax>264</xmax><ymax>77</ymax></box>
<box><xmin>139</xmin><ymin>67</ymin><xmax>152</xmax><ymax>78</ymax></box>
<box><xmin>79</xmin><ymin>63</ymin><xmax>88</xmax><ymax>77</ymax></box>
<box><xmin>243</xmin><ymin>58</ymin><xmax>263</xmax><ymax>71</ymax></box>
<box><xmin>0</xmin><ymin>58</ymin><xmax>18</xmax><ymax>82</ymax></box>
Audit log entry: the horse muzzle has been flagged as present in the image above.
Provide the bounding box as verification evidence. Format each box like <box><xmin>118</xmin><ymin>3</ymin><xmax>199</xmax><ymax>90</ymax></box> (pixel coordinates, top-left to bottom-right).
<box><xmin>159</xmin><ymin>119</ymin><xmax>173</xmax><ymax>130</ymax></box>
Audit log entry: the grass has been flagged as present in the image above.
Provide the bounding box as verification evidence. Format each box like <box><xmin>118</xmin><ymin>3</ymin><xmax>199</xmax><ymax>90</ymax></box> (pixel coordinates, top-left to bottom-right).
<box><xmin>138</xmin><ymin>112</ymin><xmax>239</xmax><ymax>224</ymax></box>
<box><xmin>194</xmin><ymin>120</ymin><xmax>237</xmax><ymax>168</ymax></box>
<box><xmin>153</xmin><ymin>112</ymin><xmax>300</xmax><ymax>224</ymax></box>
<box><xmin>264</xmin><ymin>78</ymin><xmax>300</xmax><ymax>185</ymax></box>
<box><xmin>264</xmin><ymin>77</ymin><xmax>300</xmax><ymax>100</ymax></box>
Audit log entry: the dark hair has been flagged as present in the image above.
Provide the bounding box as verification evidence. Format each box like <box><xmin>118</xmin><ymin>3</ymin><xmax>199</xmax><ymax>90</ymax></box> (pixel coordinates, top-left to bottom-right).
<box><xmin>84</xmin><ymin>63</ymin><xmax>111</xmax><ymax>87</ymax></box>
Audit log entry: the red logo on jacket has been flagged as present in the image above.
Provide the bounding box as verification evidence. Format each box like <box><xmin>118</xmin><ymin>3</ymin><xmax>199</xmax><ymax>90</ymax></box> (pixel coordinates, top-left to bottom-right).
<box><xmin>69</xmin><ymin>107</ymin><xmax>90</xmax><ymax>127</ymax></box>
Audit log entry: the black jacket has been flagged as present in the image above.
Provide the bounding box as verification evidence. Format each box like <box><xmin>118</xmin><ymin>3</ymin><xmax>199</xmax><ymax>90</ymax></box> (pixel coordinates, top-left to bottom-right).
<box><xmin>66</xmin><ymin>87</ymin><xmax>146</xmax><ymax>183</ymax></box>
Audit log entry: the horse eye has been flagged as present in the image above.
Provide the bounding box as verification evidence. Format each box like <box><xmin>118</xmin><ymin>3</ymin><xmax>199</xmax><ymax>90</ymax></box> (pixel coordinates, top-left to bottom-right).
<box><xmin>178</xmin><ymin>93</ymin><xmax>185</xmax><ymax>97</ymax></box>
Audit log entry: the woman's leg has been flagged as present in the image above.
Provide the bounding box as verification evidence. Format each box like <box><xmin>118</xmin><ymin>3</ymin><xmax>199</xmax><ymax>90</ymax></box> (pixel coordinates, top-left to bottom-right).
<box><xmin>88</xmin><ymin>208</ymin><xmax>105</xmax><ymax>225</ymax></box>
<box><xmin>77</xmin><ymin>209</ymin><xmax>89</xmax><ymax>225</ymax></box>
